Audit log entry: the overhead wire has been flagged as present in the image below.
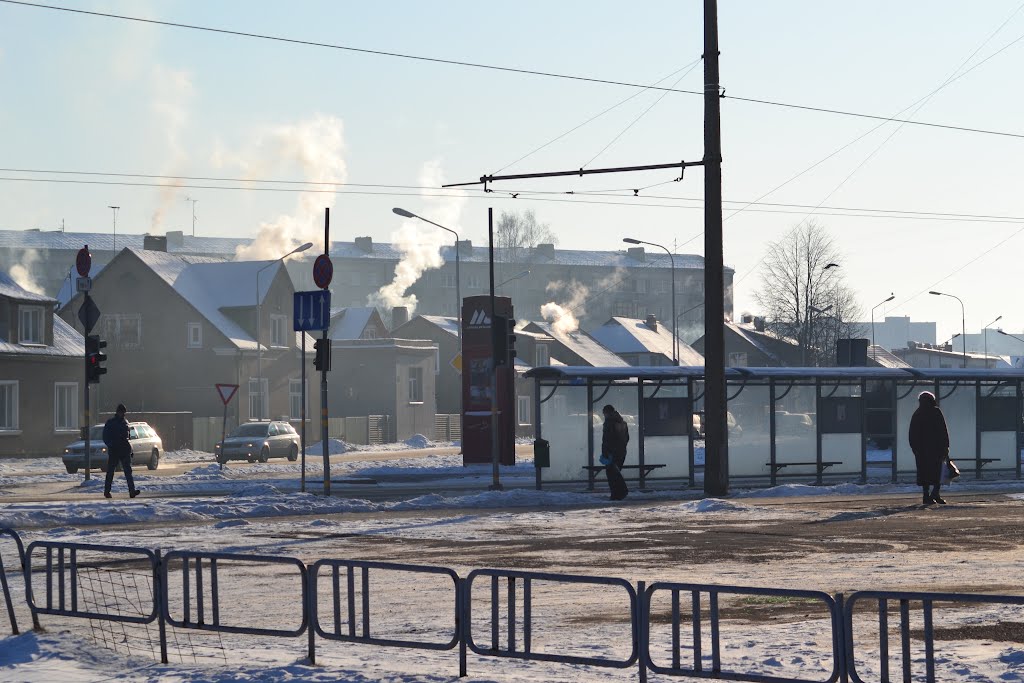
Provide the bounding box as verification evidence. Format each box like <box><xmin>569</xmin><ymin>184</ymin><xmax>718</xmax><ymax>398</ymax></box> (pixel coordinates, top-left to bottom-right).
<box><xmin>3</xmin><ymin>0</ymin><xmax>1024</xmax><ymax>141</ymax></box>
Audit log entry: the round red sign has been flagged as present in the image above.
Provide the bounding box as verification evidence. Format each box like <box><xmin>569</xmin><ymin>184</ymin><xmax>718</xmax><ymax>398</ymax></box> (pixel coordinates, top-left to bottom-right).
<box><xmin>313</xmin><ymin>254</ymin><xmax>333</xmax><ymax>289</ymax></box>
<box><xmin>76</xmin><ymin>246</ymin><xmax>92</xmax><ymax>277</ymax></box>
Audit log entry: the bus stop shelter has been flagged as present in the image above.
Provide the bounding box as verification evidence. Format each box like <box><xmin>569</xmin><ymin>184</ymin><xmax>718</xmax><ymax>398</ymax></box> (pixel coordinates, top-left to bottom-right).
<box><xmin>524</xmin><ymin>366</ymin><xmax>1024</xmax><ymax>490</ymax></box>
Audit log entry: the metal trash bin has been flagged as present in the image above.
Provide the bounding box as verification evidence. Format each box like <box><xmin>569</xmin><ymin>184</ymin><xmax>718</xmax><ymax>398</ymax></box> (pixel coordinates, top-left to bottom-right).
<box><xmin>533</xmin><ymin>438</ymin><xmax>550</xmax><ymax>468</ymax></box>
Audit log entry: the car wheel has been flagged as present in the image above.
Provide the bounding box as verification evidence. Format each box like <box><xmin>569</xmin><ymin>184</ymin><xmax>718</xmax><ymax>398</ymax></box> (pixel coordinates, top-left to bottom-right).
<box><xmin>287</xmin><ymin>444</ymin><xmax>298</xmax><ymax>462</ymax></box>
<box><xmin>259</xmin><ymin>447</ymin><xmax>270</xmax><ymax>463</ymax></box>
<box><xmin>65</xmin><ymin>465</ymin><xmax>78</xmax><ymax>474</ymax></box>
<box><xmin>147</xmin><ymin>449</ymin><xmax>160</xmax><ymax>470</ymax></box>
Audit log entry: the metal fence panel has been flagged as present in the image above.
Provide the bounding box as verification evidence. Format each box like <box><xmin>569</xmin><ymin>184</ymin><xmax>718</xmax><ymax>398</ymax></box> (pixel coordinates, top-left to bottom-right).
<box><xmin>465</xmin><ymin>568</ymin><xmax>639</xmax><ymax>669</ymax></box>
<box><xmin>1</xmin><ymin>527</ymin><xmax>28</xmax><ymax>634</ymax></box>
<box><xmin>161</xmin><ymin>550</ymin><xmax>307</xmax><ymax>637</ymax></box>
<box><xmin>643</xmin><ymin>582</ymin><xmax>842</xmax><ymax>682</ymax></box>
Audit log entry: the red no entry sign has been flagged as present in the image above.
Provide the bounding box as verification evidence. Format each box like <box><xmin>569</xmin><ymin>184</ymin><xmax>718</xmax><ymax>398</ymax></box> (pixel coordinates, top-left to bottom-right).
<box><xmin>76</xmin><ymin>245</ymin><xmax>92</xmax><ymax>277</ymax></box>
<box><xmin>313</xmin><ymin>254</ymin><xmax>333</xmax><ymax>289</ymax></box>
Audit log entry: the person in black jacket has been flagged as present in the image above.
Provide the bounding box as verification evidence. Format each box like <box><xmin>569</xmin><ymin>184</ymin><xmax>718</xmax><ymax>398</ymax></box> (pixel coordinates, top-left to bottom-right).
<box><xmin>601</xmin><ymin>404</ymin><xmax>630</xmax><ymax>501</ymax></box>
<box><xmin>908</xmin><ymin>391</ymin><xmax>949</xmax><ymax>505</ymax></box>
<box><xmin>102</xmin><ymin>403</ymin><xmax>140</xmax><ymax>499</ymax></box>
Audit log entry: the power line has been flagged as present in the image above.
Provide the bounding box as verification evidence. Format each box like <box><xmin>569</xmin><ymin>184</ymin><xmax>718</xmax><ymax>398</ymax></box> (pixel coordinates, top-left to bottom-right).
<box><xmin>4</xmin><ymin>0</ymin><xmax>1024</xmax><ymax>141</ymax></box>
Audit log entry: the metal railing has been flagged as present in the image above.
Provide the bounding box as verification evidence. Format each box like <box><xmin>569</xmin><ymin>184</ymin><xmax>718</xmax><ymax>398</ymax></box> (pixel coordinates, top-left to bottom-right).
<box><xmin>5</xmin><ymin>525</ymin><xmax>1024</xmax><ymax>681</ymax></box>
<box><xmin>1</xmin><ymin>527</ymin><xmax>29</xmax><ymax>634</ymax></box>
<box><xmin>643</xmin><ymin>582</ymin><xmax>843</xmax><ymax>683</ymax></box>
<box><xmin>844</xmin><ymin>590</ymin><xmax>1024</xmax><ymax>683</ymax></box>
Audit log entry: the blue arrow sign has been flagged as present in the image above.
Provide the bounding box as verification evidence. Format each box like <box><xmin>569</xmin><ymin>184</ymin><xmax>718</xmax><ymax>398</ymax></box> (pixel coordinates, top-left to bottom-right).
<box><xmin>293</xmin><ymin>290</ymin><xmax>331</xmax><ymax>331</ymax></box>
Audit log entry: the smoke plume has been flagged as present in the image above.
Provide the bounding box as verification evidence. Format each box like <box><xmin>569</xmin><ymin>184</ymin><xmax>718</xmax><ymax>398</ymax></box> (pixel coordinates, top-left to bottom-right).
<box><xmin>223</xmin><ymin>115</ymin><xmax>347</xmax><ymax>260</ymax></box>
<box><xmin>149</xmin><ymin>65</ymin><xmax>194</xmax><ymax>231</ymax></box>
<box><xmin>541</xmin><ymin>279</ymin><xmax>589</xmax><ymax>335</ymax></box>
<box><xmin>10</xmin><ymin>249</ymin><xmax>44</xmax><ymax>295</ymax></box>
<box><xmin>369</xmin><ymin>161</ymin><xmax>466</xmax><ymax>314</ymax></box>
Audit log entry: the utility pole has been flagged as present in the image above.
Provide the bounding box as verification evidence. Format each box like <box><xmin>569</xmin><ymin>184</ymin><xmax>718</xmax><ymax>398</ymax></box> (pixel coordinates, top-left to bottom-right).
<box><xmin>703</xmin><ymin>0</ymin><xmax>729</xmax><ymax>496</ymax></box>
<box><xmin>186</xmin><ymin>197</ymin><xmax>198</xmax><ymax>237</ymax></box>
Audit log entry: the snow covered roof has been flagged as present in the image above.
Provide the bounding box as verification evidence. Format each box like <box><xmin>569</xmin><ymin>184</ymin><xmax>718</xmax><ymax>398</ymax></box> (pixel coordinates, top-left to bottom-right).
<box><xmin>0</xmin><ymin>270</ymin><xmax>55</xmax><ymax>303</ymax></box>
<box><xmin>0</xmin><ymin>314</ymin><xmax>83</xmax><ymax>357</ymax></box>
<box><xmin>724</xmin><ymin>321</ymin><xmax>800</xmax><ymax>363</ymax></box>
<box><xmin>867</xmin><ymin>345</ymin><xmax>911</xmax><ymax>369</ymax></box>
<box><xmin>328</xmin><ymin>307</ymin><xmax>377</xmax><ymax>340</ymax></box>
<box><xmin>0</xmin><ymin>229</ymin><xmax>727</xmax><ymax>272</ymax></box>
<box><xmin>418</xmin><ymin>315</ymin><xmax>460</xmax><ymax>338</ymax></box>
<box><xmin>590</xmin><ymin>316</ymin><xmax>705</xmax><ymax>366</ymax></box>
<box><xmin>524</xmin><ymin>321</ymin><xmax>629</xmax><ymax>367</ymax></box>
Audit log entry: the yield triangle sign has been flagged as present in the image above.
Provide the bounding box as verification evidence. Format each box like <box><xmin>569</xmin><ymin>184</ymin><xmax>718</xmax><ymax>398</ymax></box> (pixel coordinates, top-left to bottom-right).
<box><xmin>215</xmin><ymin>383</ymin><xmax>239</xmax><ymax>405</ymax></box>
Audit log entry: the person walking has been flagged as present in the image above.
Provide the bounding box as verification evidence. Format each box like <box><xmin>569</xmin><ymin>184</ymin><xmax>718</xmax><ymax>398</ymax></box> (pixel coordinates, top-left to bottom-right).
<box><xmin>908</xmin><ymin>391</ymin><xmax>949</xmax><ymax>505</ymax></box>
<box><xmin>102</xmin><ymin>403</ymin><xmax>140</xmax><ymax>499</ymax></box>
<box><xmin>601</xmin><ymin>404</ymin><xmax>630</xmax><ymax>501</ymax></box>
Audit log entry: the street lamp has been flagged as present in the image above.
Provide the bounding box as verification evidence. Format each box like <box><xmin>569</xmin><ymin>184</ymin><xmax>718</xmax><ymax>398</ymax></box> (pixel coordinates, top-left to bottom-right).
<box><xmin>929</xmin><ymin>291</ymin><xmax>967</xmax><ymax>368</ymax></box>
<box><xmin>984</xmin><ymin>315</ymin><xmax>1002</xmax><ymax>368</ymax></box>
<box><xmin>108</xmin><ymin>206</ymin><xmax>119</xmax><ymax>253</ymax></box>
<box><xmin>393</xmin><ymin>208</ymin><xmax>461</xmax><ymax>336</ymax></box>
<box><xmin>624</xmin><ymin>237</ymin><xmax>677</xmax><ymax>365</ymax></box>
<box><xmin>870</xmin><ymin>293</ymin><xmax>895</xmax><ymax>361</ymax></box>
<box><xmin>497</xmin><ymin>270</ymin><xmax>530</xmax><ymax>289</ymax></box>
<box><xmin>256</xmin><ymin>242</ymin><xmax>313</xmax><ymax>420</ymax></box>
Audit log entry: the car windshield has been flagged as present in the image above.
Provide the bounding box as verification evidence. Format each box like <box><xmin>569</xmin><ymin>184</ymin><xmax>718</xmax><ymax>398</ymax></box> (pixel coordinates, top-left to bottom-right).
<box><xmin>231</xmin><ymin>423</ymin><xmax>270</xmax><ymax>438</ymax></box>
<box><xmin>88</xmin><ymin>426</ymin><xmax>104</xmax><ymax>441</ymax></box>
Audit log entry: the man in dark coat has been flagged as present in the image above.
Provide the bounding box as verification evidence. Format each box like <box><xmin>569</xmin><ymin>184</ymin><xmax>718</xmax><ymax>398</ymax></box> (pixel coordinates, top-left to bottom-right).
<box><xmin>102</xmin><ymin>403</ymin><xmax>140</xmax><ymax>499</ymax></box>
<box><xmin>601</xmin><ymin>404</ymin><xmax>630</xmax><ymax>501</ymax></box>
<box><xmin>908</xmin><ymin>391</ymin><xmax>949</xmax><ymax>505</ymax></box>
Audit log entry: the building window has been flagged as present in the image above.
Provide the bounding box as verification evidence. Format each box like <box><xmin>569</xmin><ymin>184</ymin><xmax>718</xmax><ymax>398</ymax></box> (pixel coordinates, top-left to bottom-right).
<box><xmin>248</xmin><ymin>378</ymin><xmax>268</xmax><ymax>420</ymax></box>
<box><xmin>727</xmin><ymin>352</ymin><xmax>748</xmax><ymax>367</ymax></box>
<box><xmin>635</xmin><ymin>279</ymin><xmax>648</xmax><ymax>294</ymax></box>
<box><xmin>361</xmin><ymin>328</ymin><xmax>377</xmax><ymax>340</ymax></box>
<box><xmin>467</xmin><ymin>275</ymin><xmax>482</xmax><ymax>289</ymax></box>
<box><xmin>270</xmin><ymin>315</ymin><xmax>287</xmax><ymax>347</ymax></box>
<box><xmin>19</xmin><ymin>306</ymin><xmax>44</xmax><ymax>344</ymax></box>
<box><xmin>54</xmin><ymin>382</ymin><xmax>78</xmax><ymax>432</ymax></box>
<box><xmin>187</xmin><ymin>322</ymin><xmax>202</xmax><ymax>348</ymax></box>
<box><xmin>535</xmin><ymin>344</ymin><xmax>549</xmax><ymax>367</ymax></box>
<box><xmin>517</xmin><ymin>395</ymin><xmax>532</xmax><ymax>426</ymax></box>
<box><xmin>442</xmin><ymin>273</ymin><xmax>457</xmax><ymax>289</ymax></box>
<box><xmin>102</xmin><ymin>314</ymin><xmax>142</xmax><ymax>349</ymax></box>
<box><xmin>0</xmin><ymin>381</ymin><xmax>18</xmax><ymax>431</ymax></box>
<box><xmin>289</xmin><ymin>379</ymin><xmax>305</xmax><ymax>420</ymax></box>
<box><xmin>653</xmin><ymin>280</ymin><xmax>670</xmax><ymax>295</ymax></box>
<box><xmin>408</xmin><ymin>366</ymin><xmax>423</xmax><ymax>403</ymax></box>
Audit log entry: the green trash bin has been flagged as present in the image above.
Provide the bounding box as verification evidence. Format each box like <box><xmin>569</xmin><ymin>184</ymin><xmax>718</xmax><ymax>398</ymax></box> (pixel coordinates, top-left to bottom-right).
<box><xmin>533</xmin><ymin>438</ymin><xmax>550</xmax><ymax>468</ymax></box>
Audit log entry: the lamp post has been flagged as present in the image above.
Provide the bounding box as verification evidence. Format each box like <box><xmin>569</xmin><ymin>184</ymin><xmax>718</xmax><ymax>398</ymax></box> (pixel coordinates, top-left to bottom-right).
<box><xmin>983</xmin><ymin>315</ymin><xmax>1002</xmax><ymax>368</ymax></box>
<box><xmin>998</xmin><ymin>330</ymin><xmax>1024</xmax><ymax>367</ymax></box>
<box><xmin>108</xmin><ymin>206</ymin><xmax>119</xmax><ymax>253</ymax></box>
<box><xmin>256</xmin><ymin>242</ymin><xmax>313</xmax><ymax>420</ymax></box>
<box><xmin>870</xmin><ymin>293</ymin><xmax>895</xmax><ymax>361</ymax></box>
<box><xmin>393</xmin><ymin>208</ymin><xmax>461</xmax><ymax>335</ymax></box>
<box><xmin>185</xmin><ymin>197</ymin><xmax>198</xmax><ymax>236</ymax></box>
<box><xmin>808</xmin><ymin>304</ymin><xmax>833</xmax><ymax>367</ymax></box>
<box><xmin>497</xmin><ymin>270</ymin><xmax>530</xmax><ymax>290</ymax></box>
<box><xmin>624</xmin><ymin>237</ymin><xmax>677</xmax><ymax>365</ymax></box>
<box><xmin>930</xmin><ymin>291</ymin><xmax>967</xmax><ymax>368</ymax></box>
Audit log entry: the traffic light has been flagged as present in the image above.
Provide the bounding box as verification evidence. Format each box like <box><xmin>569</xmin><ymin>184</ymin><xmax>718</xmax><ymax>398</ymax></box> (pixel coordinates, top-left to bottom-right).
<box><xmin>85</xmin><ymin>335</ymin><xmax>107</xmax><ymax>383</ymax></box>
<box><xmin>492</xmin><ymin>315</ymin><xmax>516</xmax><ymax>367</ymax></box>
<box><xmin>313</xmin><ymin>337</ymin><xmax>331</xmax><ymax>372</ymax></box>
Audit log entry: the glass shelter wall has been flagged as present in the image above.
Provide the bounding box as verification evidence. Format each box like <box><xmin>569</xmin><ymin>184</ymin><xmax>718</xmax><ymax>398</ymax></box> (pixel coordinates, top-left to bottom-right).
<box><xmin>728</xmin><ymin>384</ymin><xmax>771</xmax><ymax>477</ymax></box>
<box><xmin>818</xmin><ymin>383</ymin><xmax>862</xmax><ymax>476</ymax></box>
<box><xmin>640</xmin><ymin>382</ymin><xmax>691</xmax><ymax>480</ymax></box>
<box><xmin>593</xmin><ymin>383</ymin><xmax>639</xmax><ymax>472</ymax></box>
<box><xmin>539</xmin><ymin>384</ymin><xmax>589</xmax><ymax>482</ymax></box>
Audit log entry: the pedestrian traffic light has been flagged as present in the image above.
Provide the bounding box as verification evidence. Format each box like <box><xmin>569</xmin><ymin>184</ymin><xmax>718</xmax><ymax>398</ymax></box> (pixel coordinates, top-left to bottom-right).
<box><xmin>506</xmin><ymin>318</ymin><xmax>517</xmax><ymax>362</ymax></box>
<box><xmin>85</xmin><ymin>335</ymin><xmax>107</xmax><ymax>383</ymax></box>
<box><xmin>313</xmin><ymin>337</ymin><xmax>331</xmax><ymax>372</ymax></box>
<box><xmin>492</xmin><ymin>314</ymin><xmax>509</xmax><ymax>366</ymax></box>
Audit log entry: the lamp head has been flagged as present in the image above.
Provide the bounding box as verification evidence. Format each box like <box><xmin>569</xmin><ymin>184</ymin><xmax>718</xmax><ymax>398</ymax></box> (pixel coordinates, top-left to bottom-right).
<box><xmin>623</xmin><ymin>238</ymin><xmax>641</xmax><ymax>245</ymax></box>
<box><xmin>884</xmin><ymin>294</ymin><xmax>895</xmax><ymax>303</ymax></box>
<box><xmin>929</xmin><ymin>291</ymin><xmax>942</xmax><ymax>296</ymax></box>
<box><xmin>292</xmin><ymin>242</ymin><xmax>314</xmax><ymax>255</ymax></box>
<box><xmin>823</xmin><ymin>262</ymin><xmax>839</xmax><ymax>270</ymax></box>
<box><xmin>392</xmin><ymin>207</ymin><xmax>415</xmax><ymax>218</ymax></box>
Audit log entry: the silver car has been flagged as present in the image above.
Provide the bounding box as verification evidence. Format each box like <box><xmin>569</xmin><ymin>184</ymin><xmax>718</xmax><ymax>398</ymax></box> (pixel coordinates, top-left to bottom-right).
<box><xmin>215</xmin><ymin>421</ymin><xmax>300</xmax><ymax>464</ymax></box>
<box><xmin>62</xmin><ymin>422</ymin><xmax>164</xmax><ymax>473</ymax></box>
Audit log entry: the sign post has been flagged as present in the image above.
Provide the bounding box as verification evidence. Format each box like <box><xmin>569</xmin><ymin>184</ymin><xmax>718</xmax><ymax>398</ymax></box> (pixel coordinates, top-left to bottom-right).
<box><xmin>292</xmin><ymin>289</ymin><xmax>332</xmax><ymax>493</ymax></box>
<box><xmin>215</xmin><ymin>384</ymin><xmax>239</xmax><ymax>471</ymax></box>
<box><xmin>317</xmin><ymin>210</ymin><xmax>333</xmax><ymax>495</ymax></box>
<box><xmin>76</xmin><ymin>246</ymin><xmax>94</xmax><ymax>481</ymax></box>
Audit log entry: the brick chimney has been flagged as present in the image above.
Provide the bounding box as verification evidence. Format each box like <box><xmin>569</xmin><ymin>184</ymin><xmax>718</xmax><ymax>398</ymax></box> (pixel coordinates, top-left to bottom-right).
<box><xmin>391</xmin><ymin>306</ymin><xmax>409</xmax><ymax>329</ymax></box>
<box><xmin>626</xmin><ymin>246</ymin><xmax>645</xmax><ymax>261</ymax></box>
<box><xmin>354</xmin><ymin>236</ymin><xmax>373</xmax><ymax>253</ymax></box>
<box><xmin>645</xmin><ymin>314</ymin><xmax>658</xmax><ymax>332</ymax></box>
<box><xmin>534</xmin><ymin>243</ymin><xmax>555</xmax><ymax>260</ymax></box>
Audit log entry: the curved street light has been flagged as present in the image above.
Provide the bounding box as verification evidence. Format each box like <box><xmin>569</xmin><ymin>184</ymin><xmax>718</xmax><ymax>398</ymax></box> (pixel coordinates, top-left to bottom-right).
<box><xmin>870</xmin><ymin>293</ymin><xmax>895</xmax><ymax>361</ymax></box>
<box><xmin>256</xmin><ymin>241</ymin><xmax>313</xmax><ymax>420</ymax></box>
<box><xmin>624</xmin><ymin>237</ymin><xmax>677</xmax><ymax>365</ymax></box>
<box><xmin>930</xmin><ymin>291</ymin><xmax>966</xmax><ymax>368</ymax></box>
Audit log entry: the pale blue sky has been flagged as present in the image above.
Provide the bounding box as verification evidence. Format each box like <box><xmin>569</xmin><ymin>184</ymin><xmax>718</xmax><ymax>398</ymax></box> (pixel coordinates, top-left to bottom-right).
<box><xmin>1</xmin><ymin>1</ymin><xmax>1022</xmax><ymax>343</ymax></box>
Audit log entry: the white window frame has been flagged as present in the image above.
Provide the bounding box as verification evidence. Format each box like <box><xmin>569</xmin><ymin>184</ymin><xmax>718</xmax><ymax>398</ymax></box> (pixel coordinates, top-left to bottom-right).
<box><xmin>442</xmin><ymin>273</ymin><xmax>457</xmax><ymax>289</ymax></box>
<box><xmin>408</xmin><ymin>366</ymin><xmax>423</xmax><ymax>403</ymax></box>
<box><xmin>248</xmin><ymin>377</ymin><xmax>268</xmax><ymax>420</ymax></box>
<box><xmin>19</xmin><ymin>305</ymin><xmax>44</xmax><ymax>344</ymax></box>
<box><xmin>362</xmin><ymin>328</ymin><xmax>377</xmax><ymax>340</ymax></box>
<box><xmin>187</xmin><ymin>322</ymin><xmax>202</xmax><ymax>348</ymax></box>
<box><xmin>288</xmin><ymin>378</ymin><xmax>306</xmax><ymax>420</ymax></box>
<box><xmin>54</xmin><ymin>382</ymin><xmax>79</xmax><ymax>432</ymax></box>
<box><xmin>0</xmin><ymin>381</ymin><xmax>18</xmax><ymax>431</ymax></box>
<box><xmin>104</xmin><ymin>313</ymin><xmax>142</xmax><ymax>349</ymax></box>
<box><xmin>728</xmin><ymin>351</ymin><xmax>748</xmax><ymax>367</ymax></box>
<box><xmin>535</xmin><ymin>344</ymin><xmax>549</xmax><ymax>367</ymax></box>
<box><xmin>517</xmin><ymin>395</ymin><xmax>532</xmax><ymax>426</ymax></box>
<box><xmin>270</xmin><ymin>315</ymin><xmax>287</xmax><ymax>347</ymax></box>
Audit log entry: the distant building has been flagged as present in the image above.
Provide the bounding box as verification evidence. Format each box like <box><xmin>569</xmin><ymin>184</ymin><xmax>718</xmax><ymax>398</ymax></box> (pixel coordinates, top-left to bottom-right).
<box><xmin>893</xmin><ymin>342</ymin><xmax>996</xmax><ymax>369</ymax></box>
<box><xmin>854</xmin><ymin>316</ymin><xmax>936</xmax><ymax>351</ymax></box>
<box><xmin>692</xmin><ymin>319</ymin><xmax>802</xmax><ymax>367</ymax></box>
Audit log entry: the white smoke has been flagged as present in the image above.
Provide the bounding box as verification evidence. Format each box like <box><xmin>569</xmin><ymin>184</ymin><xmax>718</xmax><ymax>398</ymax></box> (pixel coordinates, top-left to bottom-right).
<box><xmin>149</xmin><ymin>65</ymin><xmax>194</xmax><ymax>231</ymax></box>
<box><xmin>541</xmin><ymin>268</ymin><xmax>626</xmax><ymax>336</ymax></box>
<box><xmin>10</xmin><ymin>249</ymin><xmax>44</xmax><ymax>295</ymax></box>
<box><xmin>369</xmin><ymin>161</ymin><xmax>466</xmax><ymax>314</ymax></box>
<box><xmin>221</xmin><ymin>115</ymin><xmax>347</xmax><ymax>260</ymax></box>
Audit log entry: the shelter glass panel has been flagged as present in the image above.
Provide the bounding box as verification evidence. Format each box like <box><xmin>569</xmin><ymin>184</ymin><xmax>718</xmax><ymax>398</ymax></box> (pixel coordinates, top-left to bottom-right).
<box><xmin>539</xmin><ymin>384</ymin><xmax>589</xmax><ymax>481</ymax></box>
<box><xmin>728</xmin><ymin>383</ymin><xmax>771</xmax><ymax>477</ymax></box>
<box><xmin>641</xmin><ymin>382</ymin><xmax>690</xmax><ymax>479</ymax></box>
<box><xmin>593</xmin><ymin>383</ymin><xmax>639</xmax><ymax>472</ymax></box>
<box><xmin>821</xmin><ymin>433</ymin><xmax>861</xmax><ymax>474</ymax></box>
<box><xmin>774</xmin><ymin>384</ymin><xmax>817</xmax><ymax>466</ymax></box>
<box><xmin>940</xmin><ymin>383</ymin><xmax>977</xmax><ymax>462</ymax></box>
<box><xmin>895</xmin><ymin>384</ymin><xmax>926</xmax><ymax>476</ymax></box>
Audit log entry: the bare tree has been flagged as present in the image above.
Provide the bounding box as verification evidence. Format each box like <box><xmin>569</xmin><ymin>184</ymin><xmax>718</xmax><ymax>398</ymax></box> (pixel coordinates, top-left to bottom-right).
<box><xmin>754</xmin><ymin>221</ymin><xmax>865</xmax><ymax>366</ymax></box>
<box><xmin>495</xmin><ymin>210</ymin><xmax>557</xmax><ymax>264</ymax></box>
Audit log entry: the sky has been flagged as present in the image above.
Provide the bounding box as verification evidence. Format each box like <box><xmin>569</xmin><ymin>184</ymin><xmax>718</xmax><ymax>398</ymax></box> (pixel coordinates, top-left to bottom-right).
<box><xmin>0</xmin><ymin>0</ymin><xmax>1022</xmax><ymax>343</ymax></box>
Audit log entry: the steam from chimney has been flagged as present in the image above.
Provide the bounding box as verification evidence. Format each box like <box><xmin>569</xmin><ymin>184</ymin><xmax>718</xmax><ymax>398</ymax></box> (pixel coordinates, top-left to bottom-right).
<box><xmin>149</xmin><ymin>65</ymin><xmax>194</xmax><ymax>231</ymax></box>
<box><xmin>540</xmin><ymin>268</ymin><xmax>625</xmax><ymax>336</ymax></box>
<box><xmin>10</xmin><ymin>249</ymin><xmax>44</xmax><ymax>295</ymax></box>
<box><xmin>369</xmin><ymin>161</ymin><xmax>466</xmax><ymax>314</ymax></box>
<box><xmin>222</xmin><ymin>114</ymin><xmax>347</xmax><ymax>260</ymax></box>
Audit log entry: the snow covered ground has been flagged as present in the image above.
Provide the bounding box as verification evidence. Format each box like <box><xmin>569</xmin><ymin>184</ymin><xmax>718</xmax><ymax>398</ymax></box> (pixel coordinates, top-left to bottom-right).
<box><xmin>4</xmin><ymin>438</ymin><xmax>1024</xmax><ymax>681</ymax></box>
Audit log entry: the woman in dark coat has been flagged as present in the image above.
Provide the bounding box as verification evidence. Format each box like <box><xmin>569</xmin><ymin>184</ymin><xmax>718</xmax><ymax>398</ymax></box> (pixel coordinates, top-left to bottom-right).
<box><xmin>908</xmin><ymin>391</ymin><xmax>950</xmax><ymax>505</ymax></box>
